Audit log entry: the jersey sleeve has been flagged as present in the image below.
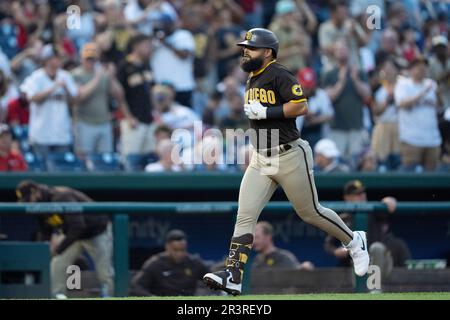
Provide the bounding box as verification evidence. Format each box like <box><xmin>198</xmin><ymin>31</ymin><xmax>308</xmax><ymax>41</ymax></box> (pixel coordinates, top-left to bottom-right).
<box><xmin>394</xmin><ymin>77</ymin><xmax>409</xmax><ymax>105</ymax></box>
<box><xmin>63</xmin><ymin>72</ymin><xmax>79</xmax><ymax>97</ymax></box>
<box><xmin>276</xmin><ymin>71</ymin><xmax>307</xmax><ymax>104</ymax></box>
<box><xmin>20</xmin><ymin>73</ymin><xmax>39</xmax><ymax>100</ymax></box>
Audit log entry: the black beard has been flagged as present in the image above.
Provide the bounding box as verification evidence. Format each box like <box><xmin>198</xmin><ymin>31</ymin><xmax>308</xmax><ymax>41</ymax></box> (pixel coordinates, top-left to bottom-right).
<box><xmin>240</xmin><ymin>56</ymin><xmax>264</xmax><ymax>73</ymax></box>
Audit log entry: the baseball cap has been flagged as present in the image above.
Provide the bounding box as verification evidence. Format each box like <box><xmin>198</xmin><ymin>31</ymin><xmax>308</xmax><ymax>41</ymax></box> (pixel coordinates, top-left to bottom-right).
<box><xmin>297</xmin><ymin>67</ymin><xmax>317</xmax><ymax>89</ymax></box>
<box><xmin>165</xmin><ymin>229</ymin><xmax>187</xmax><ymax>243</ymax></box>
<box><xmin>15</xmin><ymin>180</ymin><xmax>40</xmax><ymax>202</ymax></box>
<box><xmin>81</xmin><ymin>42</ymin><xmax>99</xmax><ymax>59</ymax></box>
<box><xmin>275</xmin><ymin>0</ymin><xmax>297</xmax><ymax>15</ymax></box>
<box><xmin>314</xmin><ymin>139</ymin><xmax>340</xmax><ymax>158</ymax></box>
<box><xmin>343</xmin><ymin>180</ymin><xmax>366</xmax><ymax>196</ymax></box>
<box><xmin>158</xmin><ymin>13</ymin><xmax>176</xmax><ymax>24</ymax></box>
<box><xmin>432</xmin><ymin>35</ymin><xmax>448</xmax><ymax>48</ymax></box>
<box><xmin>409</xmin><ymin>55</ymin><xmax>428</xmax><ymax>69</ymax></box>
<box><xmin>0</xmin><ymin>123</ymin><xmax>11</xmax><ymax>137</ymax></box>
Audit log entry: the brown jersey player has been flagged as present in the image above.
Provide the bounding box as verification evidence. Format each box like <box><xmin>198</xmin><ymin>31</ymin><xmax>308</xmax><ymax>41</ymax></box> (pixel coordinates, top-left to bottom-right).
<box><xmin>203</xmin><ymin>28</ymin><xmax>369</xmax><ymax>296</ymax></box>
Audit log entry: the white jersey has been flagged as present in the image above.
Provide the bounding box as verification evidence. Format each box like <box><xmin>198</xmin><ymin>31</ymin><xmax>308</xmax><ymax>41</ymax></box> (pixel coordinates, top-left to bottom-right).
<box><xmin>20</xmin><ymin>68</ymin><xmax>78</xmax><ymax>145</ymax></box>
<box><xmin>394</xmin><ymin>76</ymin><xmax>441</xmax><ymax>147</ymax></box>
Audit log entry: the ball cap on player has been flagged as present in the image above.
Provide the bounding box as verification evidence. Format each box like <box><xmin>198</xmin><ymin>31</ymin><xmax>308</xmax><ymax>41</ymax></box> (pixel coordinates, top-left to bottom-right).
<box><xmin>344</xmin><ymin>180</ymin><xmax>366</xmax><ymax>196</ymax></box>
<box><xmin>297</xmin><ymin>67</ymin><xmax>317</xmax><ymax>89</ymax></box>
<box><xmin>15</xmin><ymin>180</ymin><xmax>40</xmax><ymax>202</ymax></box>
<box><xmin>81</xmin><ymin>42</ymin><xmax>99</xmax><ymax>59</ymax></box>
<box><xmin>432</xmin><ymin>35</ymin><xmax>448</xmax><ymax>48</ymax></box>
<box><xmin>314</xmin><ymin>139</ymin><xmax>340</xmax><ymax>159</ymax></box>
<box><xmin>237</xmin><ymin>28</ymin><xmax>279</xmax><ymax>58</ymax></box>
<box><xmin>165</xmin><ymin>229</ymin><xmax>187</xmax><ymax>243</ymax></box>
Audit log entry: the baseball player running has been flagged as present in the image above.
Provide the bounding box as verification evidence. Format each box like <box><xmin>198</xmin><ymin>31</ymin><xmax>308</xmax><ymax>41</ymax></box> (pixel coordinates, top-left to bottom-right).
<box><xmin>203</xmin><ymin>28</ymin><xmax>369</xmax><ymax>295</ymax></box>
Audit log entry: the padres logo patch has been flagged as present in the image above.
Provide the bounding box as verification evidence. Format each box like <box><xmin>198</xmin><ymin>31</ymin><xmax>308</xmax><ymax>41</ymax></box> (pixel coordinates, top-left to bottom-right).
<box><xmin>292</xmin><ymin>84</ymin><xmax>303</xmax><ymax>96</ymax></box>
<box><xmin>245</xmin><ymin>31</ymin><xmax>252</xmax><ymax>40</ymax></box>
<box><xmin>47</xmin><ymin>214</ymin><xmax>63</xmax><ymax>227</ymax></box>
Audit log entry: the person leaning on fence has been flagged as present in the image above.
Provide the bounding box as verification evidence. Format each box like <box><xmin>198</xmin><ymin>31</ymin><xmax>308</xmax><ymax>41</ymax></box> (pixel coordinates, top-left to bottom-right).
<box><xmin>15</xmin><ymin>180</ymin><xmax>114</xmax><ymax>298</ymax></box>
<box><xmin>341</xmin><ymin>180</ymin><xmax>411</xmax><ymax>291</ymax></box>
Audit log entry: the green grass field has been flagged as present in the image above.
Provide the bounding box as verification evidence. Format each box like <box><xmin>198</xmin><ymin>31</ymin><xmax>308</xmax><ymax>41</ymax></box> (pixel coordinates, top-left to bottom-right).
<box><xmin>116</xmin><ymin>292</ymin><xmax>450</xmax><ymax>300</ymax></box>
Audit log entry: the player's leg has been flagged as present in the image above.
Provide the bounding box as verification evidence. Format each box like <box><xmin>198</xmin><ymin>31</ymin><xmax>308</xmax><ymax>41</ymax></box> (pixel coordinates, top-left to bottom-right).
<box><xmin>275</xmin><ymin>141</ymin><xmax>353</xmax><ymax>242</ymax></box>
<box><xmin>369</xmin><ymin>242</ymin><xmax>393</xmax><ymax>285</ymax></box>
<box><xmin>82</xmin><ymin>223</ymin><xmax>115</xmax><ymax>297</ymax></box>
<box><xmin>203</xmin><ymin>159</ymin><xmax>278</xmax><ymax>295</ymax></box>
<box><xmin>50</xmin><ymin>241</ymin><xmax>83</xmax><ymax>297</ymax></box>
<box><xmin>275</xmin><ymin>139</ymin><xmax>369</xmax><ymax>276</ymax></box>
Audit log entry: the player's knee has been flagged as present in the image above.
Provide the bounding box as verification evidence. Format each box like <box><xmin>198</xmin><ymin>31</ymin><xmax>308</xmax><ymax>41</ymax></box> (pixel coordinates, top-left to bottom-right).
<box><xmin>296</xmin><ymin>206</ymin><xmax>319</xmax><ymax>225</ymax></box>
<box><xmin>299</xmin><ymin>213</ymin><xmax>315</xmax><ymax>224</ymax></box>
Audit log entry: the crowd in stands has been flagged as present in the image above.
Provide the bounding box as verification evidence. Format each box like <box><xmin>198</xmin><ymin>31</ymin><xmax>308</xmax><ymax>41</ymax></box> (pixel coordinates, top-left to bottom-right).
<box><xmin>0</xmin><ymin>0</ymin><xmax>449</xmax><ymax>173</ymax></box>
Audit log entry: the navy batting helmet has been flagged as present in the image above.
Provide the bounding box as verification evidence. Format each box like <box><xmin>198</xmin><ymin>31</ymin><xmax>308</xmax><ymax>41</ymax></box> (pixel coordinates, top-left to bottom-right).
<box><xmin>237</xmin><ymin>28</ymin><xmax>279</xmax><ymax>58</ymax></box>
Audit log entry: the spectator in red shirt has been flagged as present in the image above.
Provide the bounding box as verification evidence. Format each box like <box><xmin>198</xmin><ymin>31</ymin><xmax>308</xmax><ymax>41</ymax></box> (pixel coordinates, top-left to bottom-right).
<box><xmin>6</xmin><ymin>92</ymin><xmax>29</xmax><ymax>126</ymax></box>
<box><xmin>0</xmin><ymin>124</ymin><xmax>27</xmax><ymax>172</ymax></box>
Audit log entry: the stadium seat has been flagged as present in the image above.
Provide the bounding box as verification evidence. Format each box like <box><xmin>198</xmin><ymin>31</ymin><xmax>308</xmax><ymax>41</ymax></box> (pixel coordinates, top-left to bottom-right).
<box><xmin>11</xmin><ymin>125</ymin><xmax>28</xmax><ymax>141</ymax></box>
<box><xmin>86</xmin><ymin>153</ymin><xmax>122</xmax><ymax>172</ymax></box>
<box><xmin>10</xmin><ymin>126</ymin><xmax>31</xmax><ymax>153</ymax></box>
<box><xmin>19</xmin><ymin>140</ymin><xmax>31</xmax><ymax>153</ymax></box>
<box><xmin>124</xmin><ymin>153</ymin><xmax>158</xmax><ymax>172</ymax></box>
<box><xmin>23</xmin><ymin>152</ymin><xmax>46</xmax><ymax>172</ymax></box>
<box><xmin>386</xmin><ymin>154</ymin><xmax>402</xmax><ymax>171</ymax></box>
<box><xmin>46</xmin><ymin>152</ymin><xmax>87</xmax><ymax>172</ymax></box>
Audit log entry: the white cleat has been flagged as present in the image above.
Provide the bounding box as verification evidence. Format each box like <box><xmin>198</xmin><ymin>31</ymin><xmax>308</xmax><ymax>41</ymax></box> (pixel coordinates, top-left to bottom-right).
<box><xmin>347</xmin><ymin>231</ymin><xmax>370</xmax><ymax>276</ymax></box>
<box><xmin>203</xmin><ymin>270</ymin><xmax>242</xmax><ymax>296</ymax></box>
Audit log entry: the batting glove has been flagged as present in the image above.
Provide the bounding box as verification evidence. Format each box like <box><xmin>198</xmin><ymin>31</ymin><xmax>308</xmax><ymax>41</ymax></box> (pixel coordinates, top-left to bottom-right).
<box><xmin>244</xmin><ymin>100</ymin><xmax>267</xmax><ymax>120</ymax></box>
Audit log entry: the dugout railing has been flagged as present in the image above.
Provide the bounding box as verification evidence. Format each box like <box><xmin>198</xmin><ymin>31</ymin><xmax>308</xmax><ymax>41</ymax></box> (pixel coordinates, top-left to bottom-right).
<box><xmin>0</xmin><ymin>201</ymin><xmax>450</xmax><ymax>297</ymax></box>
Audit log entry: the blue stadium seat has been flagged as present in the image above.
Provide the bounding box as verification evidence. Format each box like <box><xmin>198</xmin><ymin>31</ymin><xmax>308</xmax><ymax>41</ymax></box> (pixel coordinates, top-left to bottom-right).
<box><xmin>124</xmin><ymin>153</ymin><xmax>158</xmax><ymax>172</ymax></box>
<box><xmin>86</xmin><ymin>153</ymin><xmax>122</xmax><ymax>172</ymax></box>
<box><xmin>10</xmin><ymin>126</ymin><xmax>31</xmax><ymax>153</ymax></box>
<box><xmin>46</xmin><ymin>152</ymin><xmax>87</xmax><ymax>172</ymax></box>
<box><xmin>19</xmin><ymin>140</ymin><xmax>31</xmax><ymax>153</ymax></box>
<box><xmin>11</xmin><ymin>125</ymin><xmax>28</xmax><ymax>141</ymax></box>
<box><xmin>23</xmin><ymin>152</ymin><xmax>46</xmax><ymax>172</ymax></box>
<box><xmin>386</xmin><ymin>154</ymin><xmax>402</xmax><ymax>171</ymax></box>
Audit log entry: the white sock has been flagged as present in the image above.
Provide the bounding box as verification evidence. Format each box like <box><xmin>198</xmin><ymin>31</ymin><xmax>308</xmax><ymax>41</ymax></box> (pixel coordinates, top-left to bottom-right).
<box><xmin>343</xmin><ymin>232</ymin><xmax>357</xmax><ymax>249</ymax></box>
